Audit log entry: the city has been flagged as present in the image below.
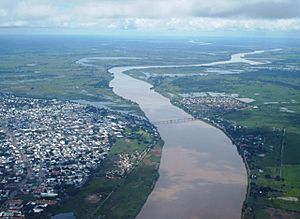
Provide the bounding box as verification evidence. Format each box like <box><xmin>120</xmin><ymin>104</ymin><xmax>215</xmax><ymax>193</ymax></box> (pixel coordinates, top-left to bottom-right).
<box><xmin>0</xmin><ymin>94</ymin><xmax>159</xmax><ymax>218</ymax></box>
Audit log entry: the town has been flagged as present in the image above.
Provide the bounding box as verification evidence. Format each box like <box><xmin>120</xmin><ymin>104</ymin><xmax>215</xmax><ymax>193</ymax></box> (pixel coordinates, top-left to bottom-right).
<box><xmin>176</xmin><ymin>92</ymin><xmax>247</xmax><ymax>117</ymax></box>
<box><xmin>172</xmin><ymin>92</ymin><xmax>277</xmax><ymax>166</ymax></box>
<box><xmin>172</xmin><ymin>92</ymin><xmax>289</xmax><ymax>218</ymax></box>
<box><xmin>0</xmin><ymin>94</ymin><xmax>159</xmax><ymax>218</ymax></box>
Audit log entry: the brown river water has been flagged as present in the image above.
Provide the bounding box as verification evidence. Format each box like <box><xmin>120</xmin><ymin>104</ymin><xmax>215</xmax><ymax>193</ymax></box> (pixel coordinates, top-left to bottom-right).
<box><xmin>109</xmin><ymin>65</ymin><xmax>248</xmax><ymax>219</ymax></box>
<box><xmin>77</xmin><ymin>51</ymin><xmax>268</xmax><ymax>219</ymax></box>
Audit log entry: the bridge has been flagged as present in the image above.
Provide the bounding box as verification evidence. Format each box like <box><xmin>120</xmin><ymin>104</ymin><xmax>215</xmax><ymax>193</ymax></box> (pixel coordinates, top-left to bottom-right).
<box><xmin>152</xmin><ymin>117</ymin><xmax>197</xmax><ymax>125</ymax></box>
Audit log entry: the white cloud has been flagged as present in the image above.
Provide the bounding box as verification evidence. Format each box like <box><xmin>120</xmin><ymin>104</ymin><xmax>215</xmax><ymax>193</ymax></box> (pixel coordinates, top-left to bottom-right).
<box><xmin>14</xmin><ymin>2</ymin><xmax>56</xmax><ymax>19</ymax></box>
<box><xmin>0</xmin><ymin>0</ymin><xmax>299</xmax><ymax>32</ymax></box>
<box><xmin>0</xmin><ymin>9</ymin><xmax>7</xmax><ymax>17</ymax></box>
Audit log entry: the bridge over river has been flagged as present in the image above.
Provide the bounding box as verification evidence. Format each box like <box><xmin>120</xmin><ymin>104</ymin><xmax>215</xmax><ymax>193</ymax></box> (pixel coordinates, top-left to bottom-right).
<box><xmin>75</xmin><ymin>49</ymin><xmax>264</xmax><ymax>219</ymax></box>
<box><xmin>152</xmin><ymin>117</ymin><xmax>196</xmax><ymax>125</ymax></box>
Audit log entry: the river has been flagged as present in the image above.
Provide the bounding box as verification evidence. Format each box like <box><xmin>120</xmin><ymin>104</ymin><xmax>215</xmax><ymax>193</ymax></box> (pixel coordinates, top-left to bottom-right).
<box><xmin>78</xmin><ymin>50</ymin><xmax>268</xmax><ymax>219</ymax></box>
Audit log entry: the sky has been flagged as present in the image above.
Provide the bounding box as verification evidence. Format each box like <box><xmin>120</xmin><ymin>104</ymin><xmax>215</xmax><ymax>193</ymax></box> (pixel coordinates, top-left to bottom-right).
<box><xmin>0</xmin><ymin>0</ymin><xmax>300</xmax><ymax>35</ymax></box>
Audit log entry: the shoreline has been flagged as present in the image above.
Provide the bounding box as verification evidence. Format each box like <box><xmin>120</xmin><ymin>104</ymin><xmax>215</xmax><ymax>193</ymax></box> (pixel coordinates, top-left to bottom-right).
<box><xmin>107</xmin><ymin>51</ymin><xmax>258</xmax><ymax>218</ymax></box>
<box><xmin>169</xmin><ymin>100</ymin><xmax>251</xmax><ymax>217</ymax></box>
<box><xmin>73</xmin><ymin>49</ymin><xmax>275</xmax><ymax>218</ymax></box>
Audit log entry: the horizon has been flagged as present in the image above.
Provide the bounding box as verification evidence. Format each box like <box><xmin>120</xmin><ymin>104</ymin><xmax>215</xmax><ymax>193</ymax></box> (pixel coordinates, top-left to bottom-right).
<box><xmin>1</xmin><ymin>1</ymin><xmax>300</xmax><ymax>219</ymax></box>
<box><xmin>0</xmin><ymin>27</ymin><xmax>299</xmax><ymax>39</ymax></box>
<box><xmin>0</xmin><ymin>0</ymin><xmax>300</xmax><ymax>36</ymax></box>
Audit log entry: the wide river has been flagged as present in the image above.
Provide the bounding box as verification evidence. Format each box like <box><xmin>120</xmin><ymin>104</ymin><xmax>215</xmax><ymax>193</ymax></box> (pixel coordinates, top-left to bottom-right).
<box><xmin>79</xmin><ymin>51</ymin><xmax>267</xmax><ymax>219</ymax></box>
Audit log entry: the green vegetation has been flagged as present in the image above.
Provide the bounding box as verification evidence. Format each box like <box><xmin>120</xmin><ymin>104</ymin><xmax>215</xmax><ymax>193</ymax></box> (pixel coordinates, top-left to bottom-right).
<box><xmin>2</xmin><ymin>35</ymin><xmax>300</xmax><ymax>218</ymax></box>
<box><xmin>92</xmin><ymin>150</ymin><xmax>161</xmax><ymax>219</ymax></box>
<box><xmin>0</xmin><ymin>39</ymin><xmax>145</xmax><ymax>115</ymax></box>
<box><xmin>0</xmin><ymin>36</ymin><xmax>169</xmax><ymax>218</ymax></box>
<box><xmin>224</xmin><ymin>106</ymin><xmax>300</xmax><ymax>218</ymax></box>
<box><xmin>126</xmin><ymin>49</ymin><xmax>300</xmax><ymax>218</ymax></box>
<box><xmin>54</xmin><ymin>138</ymin><xmax>163</xmax><ymax>219</ymax></box>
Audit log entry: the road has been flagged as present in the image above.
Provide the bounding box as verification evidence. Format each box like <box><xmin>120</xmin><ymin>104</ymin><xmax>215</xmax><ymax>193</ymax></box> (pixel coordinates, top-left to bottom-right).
<box><xmin>279</xmin><ymin>128</ymin><xmax>286</xmax><ymax>178</ymax></box>
<box><xmin>1</xmin><ymin>127</ymin><xmax>33</xmax><ymax>203</ymax></box>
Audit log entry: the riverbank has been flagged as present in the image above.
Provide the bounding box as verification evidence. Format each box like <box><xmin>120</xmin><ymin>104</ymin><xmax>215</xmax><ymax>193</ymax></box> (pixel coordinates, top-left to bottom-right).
<box><xmin>111</xmin><ymin>47</ymin><xmax>300</xmax><ymax>218</ymax></box>
<box><xmin>72</xmin><ymin>48</ymin><xmax>283</xmax><ymax>218</ymax></box>
<box><xmin>169</xmin><ymin>99</ymin><xmax>254</xmax><ymax>217</ymax></box>
<box><xmin>109</xmin><ymin>63</ymin><xmax>247</xmax><ymax>219</ymax></box>
<box><xmin>122</xmin><ymin>48</ymin><xmax>300</xmax><ymax>218</ymax></box>
<box><xmin>104</xmin><ymin>50</ymin><xmax>267</xmax><ymax>218</ymax></box>
<box><xmin>3</xmin><ymin>35</ymin><xmax>299</xmax><ymax>219</ymax></box>
<box><xmin>53</xmin><ymin>125</ymin><xmax>163</xmax><ymax>219</ymax></box>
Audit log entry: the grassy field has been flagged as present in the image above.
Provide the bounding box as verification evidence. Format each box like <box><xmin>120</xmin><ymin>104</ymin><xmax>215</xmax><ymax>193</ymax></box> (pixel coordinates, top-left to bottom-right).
<box><xmin>125</xmin><ymin>48</ymin><xmax>300</xmax><ymax>218</ymax></box>
<box><xmin>224</xmin><ymin>106</ymin><xmax>300</xmax><ymax>218</ymax></box>
<box><xmin>53</xmin><ymin>138</ymin><xmax>163</xmax><ymax>219</ymax></box>
<box><xmin>0</xmin><ymin>36</ymin><xmax>172</xmax><ymax>219</ymax></box>
<box><xmin>2</xmin><ymin>35</ymin><xmax>300</xmax><ymax>218</ymax></box>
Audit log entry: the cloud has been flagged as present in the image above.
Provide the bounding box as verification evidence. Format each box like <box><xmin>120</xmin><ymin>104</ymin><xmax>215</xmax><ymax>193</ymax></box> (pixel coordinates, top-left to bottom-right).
<box><xmin>52</xmin><ymin>0</ymin><xmax>300</xmax><ymax>19</ymax></box>
<box><xmin>14</xmin><ymin>2</ymin><xmax>56</xmax><ymax>20</ymax></box>
<box><xmin>0</xmin><ymin>9</ymin><xmax>7</xmax><ymax>17</ymax></box>
<box><xmin>209</xmin><ymin>0</ymin><xmax>300</xmax><ymax>19</ymax></box>
<box><xmin>0</xmin><ymin>0</ymin><xmax>299</xmax><ymax>32</ymax></box>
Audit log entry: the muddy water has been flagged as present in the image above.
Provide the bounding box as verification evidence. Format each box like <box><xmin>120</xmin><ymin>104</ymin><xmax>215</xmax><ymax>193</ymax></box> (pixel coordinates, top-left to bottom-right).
<box><xmin>76</xmin><ymin>50</ymin><xmax>267</xmax><ymax>219</ymax></box>
<box><xmin>109</xmin><ymin>65</ymin><xmax>247</xmax><ymax>219</ymax></box>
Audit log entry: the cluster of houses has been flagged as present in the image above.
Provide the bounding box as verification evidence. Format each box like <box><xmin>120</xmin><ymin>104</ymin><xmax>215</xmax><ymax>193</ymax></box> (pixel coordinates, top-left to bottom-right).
<box><xmin>176</xmin><ymin>92</ymin><xmax>264</xmax><ymax>150</ymax></box>
<box><xmin>0</xmin><ymin>94</ymin><xmax>157</xmax><ymax>218</ymax></box>
<box><xmin>174</xmin><ymin>92</ymin><xmax>282</xmax><ymax>195</ymax></box>
<box><xmin>175</xmin><ymin>93</ymin><xmax>246</xmax><ymax>117</ymax></box>
<box><xmin>174</xmin><ymin>93</ymin><xmax>268</xmax><ymax>158</ymax></box>
<box><xmin>106</xmin><ymin>150</ymin><xmax>147</xmax><ymax>179</ymax></box>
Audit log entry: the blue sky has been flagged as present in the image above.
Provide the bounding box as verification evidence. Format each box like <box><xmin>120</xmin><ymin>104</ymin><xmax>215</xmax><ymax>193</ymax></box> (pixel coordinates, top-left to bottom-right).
<box><xmin>0</xmin><ymin>0</ymin><xmax>300</xmax><ymax>34</ymax></box>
